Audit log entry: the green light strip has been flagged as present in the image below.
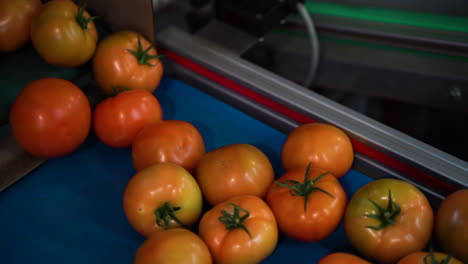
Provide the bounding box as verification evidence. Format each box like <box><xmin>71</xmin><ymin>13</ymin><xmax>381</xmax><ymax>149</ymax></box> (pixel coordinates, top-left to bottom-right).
<box><xmin>305</xmin><ymin>1</ymin><xmax>468</xmax><ymax>33</ymax></box>
<box><xmin>273</xmin><ymin>28</ymin><xmax>468</xmax><ymax>62</ymax></box>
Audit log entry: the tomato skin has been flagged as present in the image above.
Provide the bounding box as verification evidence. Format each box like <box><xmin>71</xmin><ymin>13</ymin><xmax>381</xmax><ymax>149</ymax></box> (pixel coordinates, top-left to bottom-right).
<box><xmin>266</xmin><ymin>166</ymin><xmax>347</xmax><ymax>242</ymax></box>
<box><xmin>31</xmin><ymin>0</ymin><xmax>98</xmax><ymax>67</ymax></box>
<box><xmin>93</xmin><ymin>90</ymin><xmax>162</xmax><ymax>148</ymax></box>
<box><xmin>198</xmin><ymin>195</ymin><xmax>278</xmax><ymax>264</ymax></box>
<box><xmin>318</xmin><ymin>252</ymin><xmax>371</xmax><ymax>264</ymax></box>
<box><xmin>92</xmin><ymin>30</ymin><xmax>163</xmax><ymax>94</ymax></box>
<box><xmin>0</xmin><ymin>0</ymin><xmax>42</xmax><ymax>52</ymax></box>
<box><xmin>397</xmin><ymin>251</ymin><xmax>463</xmax><ymax>264</ymax></box>
<box><xmin>435</xmin><ymin>189</ymin><xmax>468</xmax><ymax>263</ymax></box>
<box><xmin>196</xmin><ymin>143</ymin><xmax>275</xmax><ymax>206</ymax></box>
<box><xmin>344</xmin><ymin>179</ymin><xmax>434</xmax><ymax>264</ymax></box>
<box><xmin>131</xmin><ymin>120</ymin><xmax>205</xmax><ymax>172</ymax></box>
<box><xmin>123</xmin><ymin>163</ymin><xmax>203</xmax><ymax>238</ymax></box>
<box><xmin>134</xmin><ymin>228</ymin><xmax>212</xmax><ymax>264</ymax></box>
<box><xmin>281</xmin><ymin>123</ymin><xmax>354</xmax><ymax>178</ymax></box>
<box><xmin>9</xmin><ymin>78</ymin><xmax>91</xmax><ymax>158</ymax></box>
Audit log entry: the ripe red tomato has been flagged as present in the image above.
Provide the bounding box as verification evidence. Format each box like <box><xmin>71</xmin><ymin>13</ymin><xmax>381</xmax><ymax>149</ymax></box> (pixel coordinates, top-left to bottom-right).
<box><xmin>266</xmin><ymin>164</ymin><xmax>347</xmax><ymax>242</ymax></box>
<box><xmin>9</xmin><ymin>78</ymin><xmax>91</xmax><ymax>158</ymax></box>
<box><xmin>0</xmin><ymin>0</ymin><xmax>42</xmax><ymax>52</ymax></box>
<box><xmin>397</xmin><ymin>251</ymin><xmax>463</xmax><ymax>264</ymax></box>
<box><xmin>93</xmin><ymin>90</ymin><xmax>162</xmax><ymax>148</ymax></box>
<box><xmin>92</xmin><ymin>30</ymin><xmax>163</xmax><ymax>94</ymax></box>
<box><xmin>131</xmin><ymin>120</ymin><xmax>205</xmax><ymax>172</ymax></box>
<box><xmin>344</xmin><ymin>178</ymin><xmax>434</xmax><ymax>264</ymax></box>
<box><xmin>198</xmin><ymin>195</ymin><xmax>278</xmax><ymax>264</ymax></box>
<box><xmin>196</xmin><ymin>143</ymin><xmax>275</xmax><ymax>206</ymax></box>
<box><xmin>123</xmin><ymin>163</ymin><xmax>203</xmax><ymax>238</ymax></box>
<box><xmin>134</xmin><ymin>228</ymin><xmax>212</xmax><ymax>264</ymax></box>
<box><xmin>281</xmin><ymin>123</ymin><xmax>354</xmax><ymax>178</ymax></box>
<box><xmin>31</xmin><ymin>0</ymin><xmax>98</xmax><ymax>67</ymax></box>
<box><xmin>318</xmin><ymin>252</ymin><xmax>371</xmax><ymax>264</ymax></box>
<box><xmin>435</xmin><ymin>189</ymin><xmax>468</xmax><ymax>263</ymax></box>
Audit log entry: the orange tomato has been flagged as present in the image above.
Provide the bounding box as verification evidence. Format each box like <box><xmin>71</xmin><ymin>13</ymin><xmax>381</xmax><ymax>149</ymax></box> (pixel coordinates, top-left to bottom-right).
<box><xmin>196</xmin><ymin>143</ymin><xmax>274</xmax><ymax>206</ymax></box>
<box><xmin>0</xmin><ymin>0</ymin><xmax>42</xmax><ymax>52</ymax></box>
<box><xmin>123</xmin><ymin>163</ymin><xmax>203</xmax><ymax>238</ymax></box>
<box><xmin>92</xmin><ymin>30</ymin><xmax>163</xmax><ymax>94</ymax></box>
<box><xmin>131</xmin><ymin>120</ymin><xmax>205</xmax><ymax>172</ymax></box>
<box><xmin>9</xmin><ymin>78</ymin><xmax>91</xmax><ymax>158</ymax></box>
<box><xmin>435</xmin><ymin>189</ymin><xmax>468</xmax><ymax>263</ymax></box>
<box><xmin>198</xmin><ymin>195</ymin><xmax>278</xmax><ymax>264</ymax></box>
<box><xmin>31</xmin><ymin>0</ymin><xmax>98</xmax><ymax>67</ymax></box>
<box><xmin>93</xmin><ymin>89</ymin><xmax>162</xmax><ymax>148</ymax></box>
<box><xmin>281</xmin><ymin>123</ymin><xmax>354</xmax><ymax>178</ymax></box>
<box><xmin>344</xmin><ymin>179</ymin><xmax>434</xmax><ymax>264</ymax></box>
<box><xmin>318</xmin><ymin>252</ymin><xmax>371</xmax><ymax>264</ymax></box>
<box><xmin>266</xmin><ymin>164</ymin><xmax>347</xmax><ymax>242</ymax></box>
<box><xmin>397</xmin><ymin>251</ymin><xmax>463</xmax><ymax>264</ymax></box>
<box><xmin>134</xmin><ymin>228</ymin><xmax>212</xmax><ymax>264</ymax></box>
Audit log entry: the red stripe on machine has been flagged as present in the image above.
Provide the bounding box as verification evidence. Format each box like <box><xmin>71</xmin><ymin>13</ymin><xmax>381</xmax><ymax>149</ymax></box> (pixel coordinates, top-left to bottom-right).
<box><xmin>162</xmin><ymin>49</ymin><xmax>457</xmax><ymax>194</ymax></box>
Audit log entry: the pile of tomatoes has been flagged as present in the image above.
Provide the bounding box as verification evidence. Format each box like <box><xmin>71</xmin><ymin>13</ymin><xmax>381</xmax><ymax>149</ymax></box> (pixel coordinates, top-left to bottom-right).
<box><xmin>3</xmin><ymin>0</ymin><xmax>467</xmax><ymax>263</ymax></box>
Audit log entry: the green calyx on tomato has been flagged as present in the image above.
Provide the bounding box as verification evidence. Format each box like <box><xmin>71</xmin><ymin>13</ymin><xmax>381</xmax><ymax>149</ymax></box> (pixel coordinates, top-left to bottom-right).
<box><xmin>75</xmin><ymin>0</ymin><xmax>98</xmax><ymax>30</ymax></box>
<box><xmin>275</xmin><ymin>163</ymin><xmax>335</xmax><ymax>211</ymax></box>
<box><xmin>364</xmin><ymin>189</ymin><xmax>401</xmax><ymax>230</ymax></box>
<box><xmin>127</xmin><ymin>35</ymin><xmax>164</xmax><ymax>66</ymax></box>
<box><xmin>154</xmin><ymin>202</ymin><xmax>188</xmax><ymax>230</ymax></box>
<box><xmin>218</xmin><ymin>203</ymin><xmax>252</xmax><ymax>238</ymax></box>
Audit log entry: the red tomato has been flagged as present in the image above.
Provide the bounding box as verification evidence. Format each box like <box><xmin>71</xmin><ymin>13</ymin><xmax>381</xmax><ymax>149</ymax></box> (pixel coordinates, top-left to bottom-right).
<box><xmin>281</xmin><ymin>123</ymin><xmax>354</xmax><ymax>178</ymax></box>
<box><xmin>196</xmin><ymin>143</ymin><xmax>274</xmax><ymax>206</ymax></box>
<box><xmin>435</xmin><ymin>189</ymin><xmax>468</xmax><ymax>263</ymax></box>
<box><xmin>318</xmin><ymin>252</ymin><xmax>371</xmax><ymax>264</ymax></box>
<box><xmin>92</xmin><ymin>30</ymin><xmax>163</xmax><ymax>94</ymax></box>
<box><xmin>344</xmin><ymin>179</ymin><xmax>434</xmax><ymax>264</ymax></box>
<box><xmin>0</xmin><ymin>0</ymin><xmax>42</xmax><ymax>52</ymax></box>
<box><xmin>31</xmin><ymin>0</ymin><xmax>98</xmax><ymax>67</ymax></box>
<box><xmin>134</xmin><ymin>228</ymin><xmax>212</xmax><ymax>264</ymax></box>
<box><xmin>93</xmin><ymin>90</ymin><xmax>162</xmax><ymax>148</ymax></box>
<box><xmin>123</xmin><ymin>163</ymin><xmax>203</xmax><ymax>238</ymax></box>
<box><xmin>9</xmin><ymin>78</ymin><xmax>91</xmax><ymax>158</ymax></box>
<box><xmin>131</xmin><ymin>120</ymin><xmax>205</xmax><ymax>172</ymax></box>
<box><xmin>198</xmin><ymin>195</ymin><xmax>278</xmax><ymax>264</ymax></box>
<box><xmin>397</xmin><ymin>251</ymin><xmax>463</xmax><ymax>264</ymax></box>
<box><xmin>266</xmin><ymin>164</ymin><xmax>347</xmax><ymax>242</ymax></box>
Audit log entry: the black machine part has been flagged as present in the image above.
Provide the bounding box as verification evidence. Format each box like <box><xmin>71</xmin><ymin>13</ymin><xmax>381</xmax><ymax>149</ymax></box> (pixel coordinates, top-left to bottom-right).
<box><xmin>215</xmin><ymin>0</ymin><xmax>305</xmax><ymax>37</ymax></box>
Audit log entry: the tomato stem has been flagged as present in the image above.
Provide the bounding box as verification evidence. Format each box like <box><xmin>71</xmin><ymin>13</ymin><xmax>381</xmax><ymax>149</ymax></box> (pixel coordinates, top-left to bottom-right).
<box><xmin>364</xmin><ymin>189</ymin><xmax>401</xmax><ymax>230</ymax></box>
<box><xmin>76</xmin><ymin>0</ymin><xmax>98</xmax><ymax>30</ymax></box>
<box><xmin>218</xmin><ymin>203</ymin><xmax>252</xmax><ymax>238</ymax></box>
<box><xmin>423</xmin><ymin>244</ymin><xmax>454</xmax><ymax>264</ymax></box>
<box><xmin>154</xmin><ymin>202</ymin><xmax>187</xmax><ymax>230</ymax></box>
<box><xmin>127</xmin><ymin>35</ymin><xmax>164</xmax><ymax>67</ymax></box>
<box><xmin>275</xmin><ymin>163</ymin><xmax>335</xmax><ymax>212</ymax></box>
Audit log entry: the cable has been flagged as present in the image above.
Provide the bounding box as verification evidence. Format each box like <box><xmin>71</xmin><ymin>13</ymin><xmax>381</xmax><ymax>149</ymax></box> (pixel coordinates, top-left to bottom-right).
<box><xmin>296</xmin><ymin>2</ymin><xmax>320</xmax><ymax>89</ymax></box>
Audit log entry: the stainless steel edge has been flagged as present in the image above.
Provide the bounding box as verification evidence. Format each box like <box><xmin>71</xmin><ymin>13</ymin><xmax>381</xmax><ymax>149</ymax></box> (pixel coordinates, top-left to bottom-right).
<box><xmin>157</xmin><ymin>26</ymin><xmax>468</xmax><ymax>188</ymax></box>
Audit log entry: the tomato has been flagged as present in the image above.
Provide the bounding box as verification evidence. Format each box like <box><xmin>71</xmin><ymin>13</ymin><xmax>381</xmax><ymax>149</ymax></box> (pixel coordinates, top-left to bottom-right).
<box><xmin>0</xmin><ymin>0</ymin><xmax>42</xmax><ymax>52</ymax></box>
<box><xmin>435</xmin><ymin>189</ymin><xmax>468</xmax><ymax>263</ymax></box>
<box><xmin>9</xmin><ymin>78</ymin><xmax>91</xmax><ymax>158</ymax></box>
<box><xmin>134</xmin><ymin>228</ymin><xmax>212</xmax><ymax>264</ymax></box>
<box><xmin>281</xmin><ymin>122</ymin><xmax>354</xmax><ymax>178</ymax></box>
<box><xmin>131</xmin><ymin>120</ymin><xmax>205</xmax><ymax>172</ymax></box>
<box><xmin>266</xmin><ymin>164</ymin><xmax>347</xmax><ymax>242</ymax></box>
<box><xmin>344</xmin><ymin>178</ymin><xmax>434</xmax><ymax>264</ymax></box>
<box><xmin>92</xmin><ymin>30</ymin><xmax>163</xmax><ymax>94</ymax></box>
<box><xmin>31</xmin><ymin>0</ymin><xmax>98</xmax><ymax>67</ymax></box>
<box><xmin>198</xmin><ymin>195</ymin><xmax>278</xmax><ymax>264</ymax></box>
<box><xmin>93</xmin><ymin>90</ymin><xmax>162</xmax><ymax>148</ymax></box>
<box><xmin>397</xmin><ymin>251</ymin><xmax>463</xmax><ymax>264</ymax></box>
<box><xmin>196</xmin><ymin>143</ymin><xmax>274</xmax><ymax>206</ymax></box>
<box><xmin>318</xmin><ymin>252</ymin><xmax>371</xmax><ymax>264</ymax></box>
<box><xmin>123</xmin><ymin>163</ymin><xmax>203</xmax><ymax>238</ymax></box>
